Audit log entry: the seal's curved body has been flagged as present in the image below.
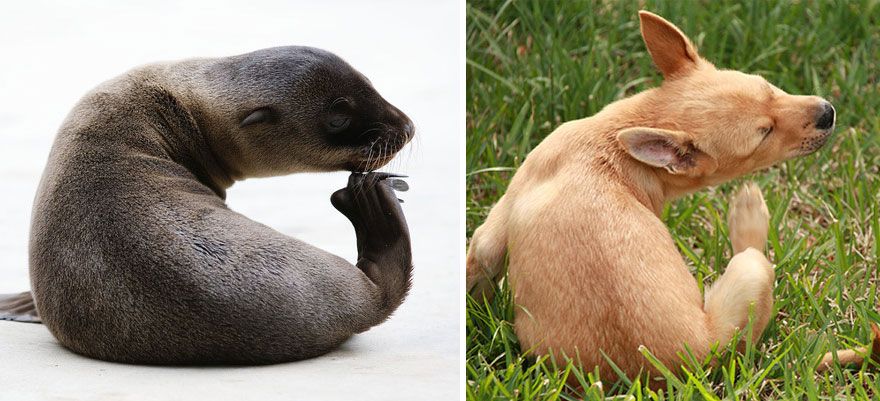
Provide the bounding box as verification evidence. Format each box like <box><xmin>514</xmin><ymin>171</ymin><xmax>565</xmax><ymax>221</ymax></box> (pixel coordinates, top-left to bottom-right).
<box><xmin>9</xmin><ymin>47</ymin><xmax>414</xmax><ymax>364</ymax></box>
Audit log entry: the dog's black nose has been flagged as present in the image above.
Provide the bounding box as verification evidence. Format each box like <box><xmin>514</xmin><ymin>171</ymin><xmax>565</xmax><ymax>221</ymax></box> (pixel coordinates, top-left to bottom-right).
<box><xmin>815</xmin><ymin>101</ymin><xmax>835</xmax><ymax>130</ymax></box>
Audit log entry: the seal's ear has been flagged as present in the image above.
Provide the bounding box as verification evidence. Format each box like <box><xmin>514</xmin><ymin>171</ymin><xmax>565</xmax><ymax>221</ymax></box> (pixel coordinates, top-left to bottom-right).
<box><xmin>240</xmin><ymin>107</ymin><xmax>276</xmax><ymax>128</ymax></box>
<box><xmin>617</xmin><ymin>127</ymin><xmax>717</xmax><ymax>176</ymax></box>
<box><xmin>638</xmin><ymin>11</ymin><xmax>701</xmax><ymax>79</ymax></box>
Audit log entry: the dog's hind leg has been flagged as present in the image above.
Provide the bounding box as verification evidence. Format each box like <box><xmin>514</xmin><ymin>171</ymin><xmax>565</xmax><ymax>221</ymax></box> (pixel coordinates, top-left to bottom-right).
<box><xmin>704</xmin><ymin>183</ymin><xmax>775</xmax><ymax>345</ymax></box>
<box><xmin>467</xmin><ymin>195</ymin><xmax>511</xmax><ymax>298</ymax></box>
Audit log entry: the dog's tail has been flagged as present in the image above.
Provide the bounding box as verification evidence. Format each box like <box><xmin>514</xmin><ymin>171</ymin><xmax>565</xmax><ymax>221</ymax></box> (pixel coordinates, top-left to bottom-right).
<box><xmin>0</xmin><ymin>291</ymin><xmax>41</xmax><ymax>323</ymax></box>
<box><xmin>467</xmin><ymin>194</ymin><xmax>511</xmax><ymax>299</ymax></box>
<box><xmin>817</xmin><ymin>323</ymin><xmax>880</xmax><ymax>372</ymax></box>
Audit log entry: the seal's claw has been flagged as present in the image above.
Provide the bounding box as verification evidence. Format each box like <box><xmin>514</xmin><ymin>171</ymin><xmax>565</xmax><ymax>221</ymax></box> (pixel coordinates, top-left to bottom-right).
<box><xmin>398</xmin><ymin>198</ymin><xmax>405</xmax><ymax>203</ymax></box>
<box><xmin>387</xmin><ymin>179</ymin><xmax>409</xmax><ymax>192</ymax></box>
<box><xmin>368</xmin><ymin>172</ymin><xmax>409</xmax><ymax>181</ymax></box>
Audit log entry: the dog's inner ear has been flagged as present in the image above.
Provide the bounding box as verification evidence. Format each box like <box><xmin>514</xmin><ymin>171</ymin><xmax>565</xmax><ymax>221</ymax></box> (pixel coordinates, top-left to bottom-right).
<box><xmin>638</xmin><ymin>11</ymin><xmax>701</xmax><ymax>79</ymax></box>
<box><xmin>617</xmin><ymin>127</ymin><xmax>717</xmax><ymax>176</ymax></box>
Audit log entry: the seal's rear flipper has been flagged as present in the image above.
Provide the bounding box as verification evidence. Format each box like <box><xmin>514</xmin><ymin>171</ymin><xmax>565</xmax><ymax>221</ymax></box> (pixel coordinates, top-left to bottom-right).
<box><xmin>331</xmin><ymin>172</ymin><xmax>412</xmax><ymax>324</ymax></box>
<box><xmin>0</xmin><ymin>291</ymin><xmax>41</xmax><ymax>323</ymax></box>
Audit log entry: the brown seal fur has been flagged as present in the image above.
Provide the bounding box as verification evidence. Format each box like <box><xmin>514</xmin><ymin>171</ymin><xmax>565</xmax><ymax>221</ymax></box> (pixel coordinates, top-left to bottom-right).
<box><xmin>2</xmin><ymin>46</ymin><xmax>415</xmax><ymax>364</ymax></box>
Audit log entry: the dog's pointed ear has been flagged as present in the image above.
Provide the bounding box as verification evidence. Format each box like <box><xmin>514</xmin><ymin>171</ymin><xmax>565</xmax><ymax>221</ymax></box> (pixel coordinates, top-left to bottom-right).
<box><xmin>639</xmin><ymin>11</ymin><xmax>701</xmax><ymax>79</ymax></box>
<box><xmin>617</xmin><ymin>127</ymin><xmax>717</xmax><ymax>176</ymax></box>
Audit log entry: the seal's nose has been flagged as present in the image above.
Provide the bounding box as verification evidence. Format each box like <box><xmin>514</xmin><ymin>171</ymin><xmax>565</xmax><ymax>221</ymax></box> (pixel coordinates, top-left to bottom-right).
<box><xmin>386</xmin><ymin>105</ymin><xmax>414</xmax><ymax>140</ymax></box>
<box><xmin>402</xmin><ymin>120</ymin><xmax>415</xmax><ymax>140</ymax></box>
<box><xmin>815</xmin><ymin>101</ymin><xmax>835</xmax><ymax>130</ymax></box>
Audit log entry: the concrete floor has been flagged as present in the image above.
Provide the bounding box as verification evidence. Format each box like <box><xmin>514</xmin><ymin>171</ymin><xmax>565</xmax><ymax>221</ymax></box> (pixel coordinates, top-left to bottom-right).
<box><xmin>1</xmin><ymin>320</ymin><xmax>457</xmax><ymax>401</ymax></box>
<box><xmin>0</xmin><ymin>1</ymin><xmax>461</xmax><ymax>400</ymax></box>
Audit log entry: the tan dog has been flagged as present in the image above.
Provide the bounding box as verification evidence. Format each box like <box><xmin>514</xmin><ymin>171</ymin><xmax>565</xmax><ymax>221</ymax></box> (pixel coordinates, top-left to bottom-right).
<box><xmin>467</xmin><ymin>11</ymin><xmax>843</xmax><ymax>380</ymax></box>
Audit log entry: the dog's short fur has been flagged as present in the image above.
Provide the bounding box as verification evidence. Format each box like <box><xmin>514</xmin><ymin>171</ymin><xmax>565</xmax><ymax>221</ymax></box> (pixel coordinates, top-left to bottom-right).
<box><xmin>467</xmin><ymin>12</ymin><xmax>840</xmax><ymax>379</ymax></box>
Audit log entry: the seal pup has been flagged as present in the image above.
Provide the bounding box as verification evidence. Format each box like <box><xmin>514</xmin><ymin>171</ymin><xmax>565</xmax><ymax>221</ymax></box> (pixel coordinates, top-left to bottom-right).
<box><xmin>0</xmin><ymin>46</ymin><xmax>415</xmax><ymax>364</ymax></box>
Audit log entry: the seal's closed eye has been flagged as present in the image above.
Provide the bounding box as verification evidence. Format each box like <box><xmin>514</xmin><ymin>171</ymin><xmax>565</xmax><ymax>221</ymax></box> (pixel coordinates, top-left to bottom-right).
<box><xmin>327</xmin><ymin>114</ymin><xmax>352</xmax><ymax>132</ymax></box>
<box><xmin>240</xmin><ymin>107</ymin><xmax>276</xmax><ymax>127</ymax></box>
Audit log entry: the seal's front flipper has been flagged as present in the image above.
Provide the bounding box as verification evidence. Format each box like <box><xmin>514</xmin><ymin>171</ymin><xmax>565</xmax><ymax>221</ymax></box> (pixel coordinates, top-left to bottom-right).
<box><xmin>0</xmin><ymin>291</ymin><xmax>41</xmax><ymax>323</ymax></box>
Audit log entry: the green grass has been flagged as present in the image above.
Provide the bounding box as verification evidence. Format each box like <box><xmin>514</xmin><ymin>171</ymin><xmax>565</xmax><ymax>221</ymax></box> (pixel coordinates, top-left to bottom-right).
<box><xmin>466</xmin><ymin>0</ymin><xmax>880</xmax><ymax>399</ymax></box>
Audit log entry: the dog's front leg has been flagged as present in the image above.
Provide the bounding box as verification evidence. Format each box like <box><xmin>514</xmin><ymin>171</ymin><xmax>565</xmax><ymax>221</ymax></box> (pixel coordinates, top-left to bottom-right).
<box><xmin>704</xmin><ymin>183</ymin><xmax>775</xmax><ymax>345</ymax></box>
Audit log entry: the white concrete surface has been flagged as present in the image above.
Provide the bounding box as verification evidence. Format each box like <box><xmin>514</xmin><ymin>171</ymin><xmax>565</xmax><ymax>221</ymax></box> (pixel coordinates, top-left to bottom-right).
<box><xmin>0</xmin><ymin>1</ymin><xmax>461</xmax><ymax>400</ymax></box>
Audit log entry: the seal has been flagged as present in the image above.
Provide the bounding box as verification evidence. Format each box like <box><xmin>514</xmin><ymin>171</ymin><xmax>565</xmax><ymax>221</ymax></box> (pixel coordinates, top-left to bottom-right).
<box><xmin>0</xmin><ymin>46</ymin><xmax>415</xmax><ymax>364</ymax></box>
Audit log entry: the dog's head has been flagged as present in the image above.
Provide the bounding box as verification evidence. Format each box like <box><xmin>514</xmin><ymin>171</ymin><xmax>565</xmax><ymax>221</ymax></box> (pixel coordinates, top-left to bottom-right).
<box><xmin>616</xmin><ymin>11</ymin><xmax>835</xmax><ymax>186</ymax></box>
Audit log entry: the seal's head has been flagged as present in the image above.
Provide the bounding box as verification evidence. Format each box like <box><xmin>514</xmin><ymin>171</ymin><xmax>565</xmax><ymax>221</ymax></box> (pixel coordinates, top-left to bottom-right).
<box><xmin>206</xmin><ymin>46</ymin><xmax>414</xmax><ymax>177</ymax></box>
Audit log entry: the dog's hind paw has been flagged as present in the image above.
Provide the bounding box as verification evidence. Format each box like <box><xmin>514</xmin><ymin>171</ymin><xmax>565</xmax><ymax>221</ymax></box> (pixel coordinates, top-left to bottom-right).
<box><xmin>728</xmin><ymin>182</ymin><xmax>770</xmax><ymax>254</ymax></box>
